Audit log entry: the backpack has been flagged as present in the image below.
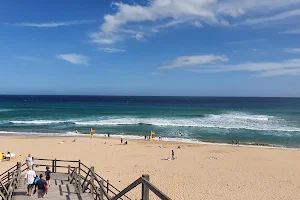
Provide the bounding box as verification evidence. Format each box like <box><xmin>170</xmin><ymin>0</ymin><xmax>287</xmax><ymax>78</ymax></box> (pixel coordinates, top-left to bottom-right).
<box><xmin>34</xmin><ymin>177</ymin><xmax>40</xmax><ymax>185</ymax></box>
<box><xmin>45</xmin><ymin>170</ymin><xmax>51</xmax><ymax>178</ymax></box>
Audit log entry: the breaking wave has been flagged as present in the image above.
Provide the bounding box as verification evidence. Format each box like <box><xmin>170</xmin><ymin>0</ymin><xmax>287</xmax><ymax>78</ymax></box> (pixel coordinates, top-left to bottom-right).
<box><xmin>7</xmin><ymin>112</ymin><xmax>300</xmax><ymax>133</ymax></box>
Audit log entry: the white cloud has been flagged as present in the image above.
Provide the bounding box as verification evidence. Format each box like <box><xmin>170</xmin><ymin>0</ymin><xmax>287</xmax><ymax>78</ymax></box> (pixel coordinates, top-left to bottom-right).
<box><xmin>89</xmin><ymin>32</ymin><xmax>121</xmax><ymax>44</ymax></box>
<box><xmin>100</xmin><ymin>1</ymin><xmax>217</xmax><ymax>34</ymax></box>
<box><xmin>217</xmin><ymin>8</ymin><xmax>245</xmax><ymax>17</ymax></box>
<box><xmin>284</xmin><ymin>48</ymin><xmax>300</xmax><ymax>54</ymax></box>
<box><xmin>259</xmin><ymin>68</ymin><xmax>300</xmax><ymax>77</ymax></box>
<box><xmin>135</xmin><ymin>33</ymin><xmax>144</xmax><ymax>40</ymax></box>
<box><xmin>89</xmin><ymin>0</ymin><xmax>299</xmax><ymax>45</ymax></box>
<box><xmin>57</xmin><ymin>54</ymin><xmax>88</xmax><ymax>65</ymax></box>
<box><xmin>282</xmin><ymin>28</ymin><xmax>300</xmax><ymax>34</ymax></box>
<box><xmin>186</xmin><ymin>58</ymin><xmax>300</xmax><ymax>77</ymax></box>
<box><xmin>16</xmin><ymin>56</ymin><xmax>38</xmax><ymax>61</ymax></box>
<box><xmin>99</xmin><ymin>48</ymin><xmax>125</xmax><ymax>53</ymax></box>
<box><xmin>240</xmin><ymin>9</ymin><xmax>300</xmax><ymax>25</ymax></box>
<box><xmin>159</xmin><ymin>54</ymin><xmax>300</xmax><ymax>76</ymax></box>
<box><xmin>13</xmin><ymin>20</ymin><xmax>94</xmax><ymax>28</ymax></box>
<box><xmin>193</xmin><ymin>21</ymin><xmax>203</xmax><ymax>28</ymax></box>
<box><xmin>158</xmin><ymin>54</ymin><xmax>228</xmax><ymax>69</ymax></box>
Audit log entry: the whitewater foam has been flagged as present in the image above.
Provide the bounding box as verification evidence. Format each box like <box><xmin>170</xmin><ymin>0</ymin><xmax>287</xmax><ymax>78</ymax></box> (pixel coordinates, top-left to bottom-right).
<box><xmin>6</xmin><ymin>112</ymin><xmax>300</xmax><ymax>133</ymax></box>
<box><xmin>0</xmin><ymin>131</ymin><xmax>299</xmax><ymax>150</ymax></box>
<box><xmin>73</xmin><ymin>112</ymin><xmax>300</xmax><ymax>133</ymax></box>
<box><xmin>0</xmin><ymin>109</ymin><xmax>14</xmax><ymax>112</ymax></box>
<box><xmin>10</xmin><ymin>120</ymin><xmax>71</xmax><ymax>125</ymax></box>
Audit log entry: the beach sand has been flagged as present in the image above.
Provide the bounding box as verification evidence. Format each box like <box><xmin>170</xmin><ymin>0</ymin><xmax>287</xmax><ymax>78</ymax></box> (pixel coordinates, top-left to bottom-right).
<box><xmin>1</xmin><ymin>136</ymin><xmax>300</xmax><ymax>199</ymax></box>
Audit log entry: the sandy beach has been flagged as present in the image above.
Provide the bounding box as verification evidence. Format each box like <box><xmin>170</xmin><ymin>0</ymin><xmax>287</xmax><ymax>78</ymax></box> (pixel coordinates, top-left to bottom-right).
<box><xmin>1</xmin><ymin>136</ymin><xmax>300</xmax><ymax>199</ymax></box>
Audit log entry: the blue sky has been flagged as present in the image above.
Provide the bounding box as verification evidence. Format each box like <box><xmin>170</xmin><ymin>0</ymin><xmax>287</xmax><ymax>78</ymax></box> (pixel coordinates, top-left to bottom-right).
<box><xmin>1</xmin><ymin>0</ymin><xmax>300</xmax><ymax>97</ymax></box>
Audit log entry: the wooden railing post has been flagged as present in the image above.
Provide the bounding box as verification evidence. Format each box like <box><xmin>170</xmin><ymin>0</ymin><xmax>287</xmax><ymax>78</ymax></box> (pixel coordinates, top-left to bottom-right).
<box><xmin>107</xmin><ymin>180</ymin><xmax>109</xmax><ymax>195</ymax></box>
<box><xmin>78</xmin><ymin>160</ymin><xmax>81</xmax><ymax>184</ymax></box>
<box><xmin>142</xmin><ymin>174</ymin><xmax>150</xmax><ymax>200</ymax></box>
<box><xmin>54</xmin><ymin>158</ymin><xmax>57</xmax><ymax>173</ymax></box>
<box><xmin>17</xmin><ymin>162</ymin><xmax>21</xmax><ymax>186</ymax></box>
<box><xmin>7</xmin><ymin>171</ymin><xmax>10</xmax><ymax>183</ymax></box>
<box><xmin>78</xmin><ymin>160</ymin><xmax>81</xmax><ymax>174</ymax></box>
<box><xmin>90</xmin><ymin>167</ymin><xmax>95</xmax><ymax>197</ymax></box>
<box><xmin>52</xmin><ymin>159</ymin><xmax>55</xmax><ymax>173</ymax></box>
<box><xmin>100</xmin><ymin>179</ymin><xmax>104</xmax><ymax>200</ymax></box>
<box><xmin>68</xmin><ymin>165</ymin><xmax>71</xmax><ymax>181</ymax></box>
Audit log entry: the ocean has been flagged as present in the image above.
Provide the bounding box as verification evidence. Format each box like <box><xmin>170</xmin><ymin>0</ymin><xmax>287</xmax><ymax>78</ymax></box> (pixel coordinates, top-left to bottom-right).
<box><xmin>1</xmin><ymin>95</ymin><xmax>300</xmax><ymax>147</ymax></box>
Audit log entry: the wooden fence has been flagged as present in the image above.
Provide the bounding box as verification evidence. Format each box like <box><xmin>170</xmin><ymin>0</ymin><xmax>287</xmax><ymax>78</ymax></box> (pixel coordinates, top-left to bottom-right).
<box><xmin>0</xmin><ymin>158</ymin><xmax>171</xmax><ymax>200</ymax></box>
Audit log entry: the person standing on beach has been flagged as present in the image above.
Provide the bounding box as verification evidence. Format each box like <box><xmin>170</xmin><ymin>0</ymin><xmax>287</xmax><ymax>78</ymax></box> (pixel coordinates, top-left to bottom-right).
<box><xmin>35</xmin><ymin>174</ymin><xmax>48</xmax><ymax>198</ymax></box>
<box><xmin>171</xmin><ymin>150</ymin><xmax>175</xmax><ymax>160</ymax></box>
<box><xmin>26</xmin><ymin>154</ymin><xmax>34</xmax><ymax>168</ymax></box>
<box><xmin>121</xmin><ymin>138</ymin><xmax>123</xmax><ymax>144</ymax></box>
<box><xmin>24</xmin><ymin>166</ymin><xmax>36</xmax><ymax>196</ymax></box>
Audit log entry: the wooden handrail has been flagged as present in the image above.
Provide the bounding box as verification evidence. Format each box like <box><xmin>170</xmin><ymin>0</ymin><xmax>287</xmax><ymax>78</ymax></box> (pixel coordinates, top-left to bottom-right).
<box><xmin>111</xmin><ymin>176</ymin><xmax>171</xmax><ymax>200</ymax></box>
<box><xmin>90</xmin><ymin>170</ymin><xmax>111</xmax><ymax>200</ymax></box>
<box><xmin>0</xmin><ymin>162</ymin><xmax>23</xmax><ymax>200</ymax></box>
<box><xmin>34</xmin><ymin>158</ymin><xmax>79</xmax><ymax>162</ymax></box>
<box><xmin>0</xmin><ymin>165</ymin><xmax>16</xmax><ymax>178</ymax></box>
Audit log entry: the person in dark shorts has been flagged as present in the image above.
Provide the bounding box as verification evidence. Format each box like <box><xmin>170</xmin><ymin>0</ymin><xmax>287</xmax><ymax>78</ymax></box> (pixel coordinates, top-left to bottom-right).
<box><xmin>45</xmin><ymin>166</ymin><xmax>52</xmax><ymax>187</ymax></box>
<box><xmin>35</xmin><ymin>174</ymin><xmax>48</xmax><ymax>198</ymax></box>
<box><xmin>24</xmin><ymin>166</ymin><xmax>36</xmax><ymax>196</ymax></box>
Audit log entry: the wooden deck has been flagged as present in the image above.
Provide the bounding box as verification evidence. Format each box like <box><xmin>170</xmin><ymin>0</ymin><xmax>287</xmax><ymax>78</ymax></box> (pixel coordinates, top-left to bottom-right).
<box><xmin>12</xmin><ymin>172</ymin><xmax>93</xmax><ymax>200</ymax></box>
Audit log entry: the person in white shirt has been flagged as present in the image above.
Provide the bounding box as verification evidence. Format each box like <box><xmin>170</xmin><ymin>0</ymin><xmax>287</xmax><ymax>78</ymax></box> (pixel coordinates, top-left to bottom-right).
<box><xmin>26</xmin><ymin>154</ymin><xmax>34</xmax><ymax>168</ymax></box>
<box><xmin>24</xmin><ymin>166</ymin><xmax>36</xmax><ymax>196</ymax></box>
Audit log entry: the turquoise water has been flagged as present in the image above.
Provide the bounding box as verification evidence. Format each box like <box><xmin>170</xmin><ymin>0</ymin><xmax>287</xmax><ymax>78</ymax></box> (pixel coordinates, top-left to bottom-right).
<box><xmin>1</xmin><ymin>95</ymin><xmax>300</xmax><ymax>147</ymax></box>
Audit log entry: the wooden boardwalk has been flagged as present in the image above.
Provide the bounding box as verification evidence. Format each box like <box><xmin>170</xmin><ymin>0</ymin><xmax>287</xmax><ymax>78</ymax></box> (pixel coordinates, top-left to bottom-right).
<box><xmin>12</xmin><ymin>172</ymin><xmax>93</xmax><ymax>200</ymax></box>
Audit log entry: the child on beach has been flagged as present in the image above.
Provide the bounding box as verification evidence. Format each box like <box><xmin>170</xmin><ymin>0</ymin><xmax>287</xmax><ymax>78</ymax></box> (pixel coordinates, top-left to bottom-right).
<box><xmin>45</xmin><ymin>166</ymin><xmax>52</xmax><ymax>187</ymax></box>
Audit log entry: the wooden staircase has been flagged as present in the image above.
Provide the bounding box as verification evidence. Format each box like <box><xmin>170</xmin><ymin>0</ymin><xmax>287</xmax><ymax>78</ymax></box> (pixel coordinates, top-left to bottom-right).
<box><xmin>12</xmin><ymin>172</ymin><xmax>93</xmax><ymax>200</ymax></box>
<box><xmin>1</xmin><ymin>158</ymin><xmax>171</xmax><ymax>200</ymax></box>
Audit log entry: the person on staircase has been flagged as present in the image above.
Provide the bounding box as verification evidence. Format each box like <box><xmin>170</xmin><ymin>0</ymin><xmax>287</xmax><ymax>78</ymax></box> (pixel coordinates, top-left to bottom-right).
<box><xmin>35</xmin><ymin>174</ymin><xmax>48</xmax><ymax>198</ymax></box>
<box><xmin>45</xmin><ymin>166</ymin><xmax>52</xmax><ymax>187</ymax></box>
<box><xmin>24</xmin><ymin>166</ymin><xmax>36</xmax><ymax>196</ymax></box>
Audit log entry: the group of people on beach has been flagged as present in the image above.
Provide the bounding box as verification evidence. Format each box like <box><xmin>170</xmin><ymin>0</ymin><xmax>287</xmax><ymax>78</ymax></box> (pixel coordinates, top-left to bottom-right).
<box><xmin>24</xmin><ymin>154</ymin><xmax>52</xmax><ymax>198</ymax></box>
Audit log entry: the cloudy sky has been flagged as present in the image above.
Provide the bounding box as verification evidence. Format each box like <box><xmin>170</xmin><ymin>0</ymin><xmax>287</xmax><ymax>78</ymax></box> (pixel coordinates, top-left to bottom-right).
<box><xmin>1</xmin><ymin>0</ymin><xmax>300</xmax><ymax>96</ymax></box>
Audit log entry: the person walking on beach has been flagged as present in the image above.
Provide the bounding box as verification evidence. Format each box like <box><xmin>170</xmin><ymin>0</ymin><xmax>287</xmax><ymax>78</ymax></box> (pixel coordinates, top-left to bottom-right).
<box><xmin>171</xmin><ymin>150</ymin><xmax>175</xmax><ymax>160</ymax></box>
<box><xmin>35</xmin><ymin>174</ymin><xmax>48</xmax><ymax>198</ymax></box>
<box><xmin>26</xmin><ymin>154</ymin><xmax>34</xmax><ymax>168</ymax></box>
<box><xmin>24</xmin><ymin>166</ymin><xmax>36</xmax><ymax>196</ymax></box>
<box><xmin>45</xmin><ymin>166</ymin><xmax>52</xmax><ymax>187</ymax></box>
<box><xmin>121</xmin><ymin>138</ymin><xmax>123</xmax><ymax>144</ymax></box>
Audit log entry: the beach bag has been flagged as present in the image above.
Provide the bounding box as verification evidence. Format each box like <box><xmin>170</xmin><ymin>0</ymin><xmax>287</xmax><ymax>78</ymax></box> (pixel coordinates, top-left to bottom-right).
<box><xmin>45</xmin><ymin>184</ymin><xmax>49</xmax><ymax>193</ymax></box>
